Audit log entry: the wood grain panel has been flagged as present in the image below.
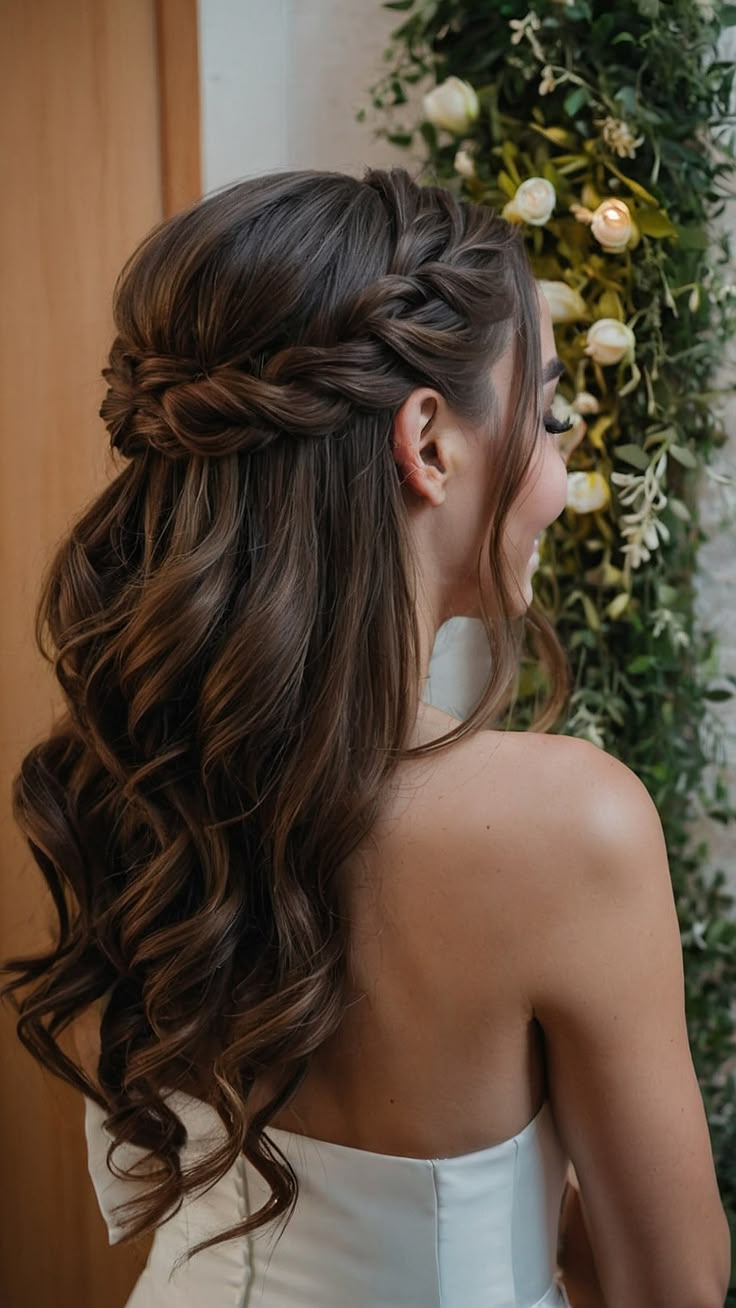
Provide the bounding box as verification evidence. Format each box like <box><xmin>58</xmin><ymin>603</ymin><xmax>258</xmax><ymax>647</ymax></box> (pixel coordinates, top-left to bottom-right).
<box><xmin>0</xmin><ymin>1</ymin><xmax>198</xmax><ymax>1304</ymax></box>
<box><xmin>156</xmin><ymin>0</ymin><xmax>202</xmax><ymax>216</ymax></box>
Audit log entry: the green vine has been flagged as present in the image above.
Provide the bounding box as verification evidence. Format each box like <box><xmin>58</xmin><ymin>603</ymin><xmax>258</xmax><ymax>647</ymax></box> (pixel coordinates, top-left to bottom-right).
<box><xmin>362</xmin><ymin>0</ymin><xmax>736</xmax><ymax>1290</ymax></box>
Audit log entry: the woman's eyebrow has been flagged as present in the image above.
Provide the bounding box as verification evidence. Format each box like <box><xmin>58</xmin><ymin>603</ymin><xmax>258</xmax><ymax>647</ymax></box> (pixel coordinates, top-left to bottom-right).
<box><xmin>543</xmin><ymin>357</ymin><xmax>565</xmax><ymax>383</ymax></box>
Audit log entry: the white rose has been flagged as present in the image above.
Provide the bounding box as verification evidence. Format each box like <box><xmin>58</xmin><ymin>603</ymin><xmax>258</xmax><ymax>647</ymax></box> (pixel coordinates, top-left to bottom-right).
<box><xmin>566</xmin><ymin>471</ymin><xmax>611</xmax><ymax>513</ymax></box>
<box><xmin>584</xmin><ymin>319</ymin><xmax>636</xmax><ymax>366</ymax></box>
<box><xmin>454</xmin><ymin>148</ymin><xmax>476</xmax><ymax>179</ymax></box>
<box><xmin>572</xmin><ymin>390</ymin><xmax>600</xmax><ymax>415</ymax></box>
<box><xmin>423</xmin><ymin>77</ymin><xmax>479</xmax><ymax>135</ymax></box>
<box><xmin>504</xmin><ymin>177</ymin><xmax>556</xmax><ymax>226</ymax></box>
<box><xmin>590</xmin><ymin>198</ymin><xmax>633</xmax><ymax>252</ymax></box>
<box><xmin>538</xmin><ymin>279</ymin><xmax>587</xmax><ymax>323</ymax></box>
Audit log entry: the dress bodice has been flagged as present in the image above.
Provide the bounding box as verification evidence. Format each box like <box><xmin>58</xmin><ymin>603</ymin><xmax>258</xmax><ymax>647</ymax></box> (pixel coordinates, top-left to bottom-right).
<box><xmin>84</xmin><ymin>1089</ymin><xmax>570</xmax><ymax>1307</ymax></box>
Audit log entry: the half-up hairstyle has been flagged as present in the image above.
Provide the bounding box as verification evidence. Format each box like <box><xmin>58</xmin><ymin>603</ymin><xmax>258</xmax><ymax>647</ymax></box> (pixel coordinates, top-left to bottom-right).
<box><xmin>2</xmin><ymin>166</ymin><xmax>567</xmax><ymax>1264</ymax></box>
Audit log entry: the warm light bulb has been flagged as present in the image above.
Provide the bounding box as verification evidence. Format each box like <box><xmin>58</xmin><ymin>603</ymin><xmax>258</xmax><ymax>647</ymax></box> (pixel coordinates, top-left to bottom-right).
<box><xmin>590</xmin><ymin>198</ymin><xmax>633</xmax><ymax>251</ymax></box>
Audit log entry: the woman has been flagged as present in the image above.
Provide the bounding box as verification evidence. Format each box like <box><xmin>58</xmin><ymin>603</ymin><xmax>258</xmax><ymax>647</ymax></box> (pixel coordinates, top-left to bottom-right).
<box><xmin>2</xmin><ymin>167</ymin><xmax>729</xmax><ymax>1307</ymax></box>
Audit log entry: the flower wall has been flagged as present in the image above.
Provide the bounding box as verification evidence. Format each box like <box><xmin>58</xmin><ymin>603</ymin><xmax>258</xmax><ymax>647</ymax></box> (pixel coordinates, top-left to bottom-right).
<box><xmin>362</xmin><ymin>0</ymin><xmax>736</xmax><ymax>1284</ymax></box>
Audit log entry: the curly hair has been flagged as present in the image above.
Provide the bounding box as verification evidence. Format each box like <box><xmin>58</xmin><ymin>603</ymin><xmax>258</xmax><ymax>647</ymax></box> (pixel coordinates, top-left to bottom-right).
<box><xmin>1</xmin><ymin>166</ymin><xmax>567</xmax><ymax>1265</ymax></box>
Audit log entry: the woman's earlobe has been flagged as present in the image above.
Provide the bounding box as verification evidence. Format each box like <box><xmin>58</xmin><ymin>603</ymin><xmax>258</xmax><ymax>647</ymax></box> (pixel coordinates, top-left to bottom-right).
<box><xmin>392</xmin><ymin>446</ymin><xmax>446</xmax><ymax>504</ymax></box>
<box><xmin>391</xmin><ymin>391</ymin><xmax>447</xmax><ymax>505</ymax></box>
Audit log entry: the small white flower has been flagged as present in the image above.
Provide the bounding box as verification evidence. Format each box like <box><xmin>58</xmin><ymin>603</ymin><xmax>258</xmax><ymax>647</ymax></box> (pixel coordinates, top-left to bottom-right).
<box><xmin>567</xmin><ymin>471</ymin><xmax>611</xmax><ymax>513</ymax></box>
<box><xmin>568</xmin><ymin>701</ymin><xmax>606</xmax><ymax>749</ymax></box>
<box><xmin>509</xmin><ymin>11</ymin><xmax>541</xmax><ymax>44</ymax></box>
<box><xmin>572</xmin><ymin>391</ymin><xmax>600</xmax><ymax>415</ymax></box>
<box><xmin>651</xmin><ymin>607</ymin><xmax>690</xmax><ymax>649</ymax></box>
<box><xmin>612</xmin><ymin>452</ymin><xmax>669</xmax><ymax>570</ymax></box>
<box><xmin>583</xmin><ymin>720</ymin><xmax>606</xmax><ymax>749</ymax></box>
<box><xmin>504</xmin><ymin>177</ymin><xmax>557</xmax><ymax>226</ymax></box>
<box><xmin>423</xmin><ymin>76</ymin><xmax>479</xmax><ymax>135</ymax></box>
<box><xmin>690</xmin><ymin>920</ymin><xmax>709</xmax><ymax>949</ymax></box>
<box><xmin>585</xmin><ymin>319</ymin><xmax>636</xmax><ymax>366</ymax></box>
<box><xmin>454</xmin><ymin>147</ymin><xmax>476</xmax><ymax>179</ymax></box>
<box><xmin>621</xmin><ymin>539</ymin><xmax>650</xmax><ymax>568</ymax></box>
<box><xmin>509</xmin><ymin>11</ymin><xmax>545</xmax><ymax>60</ymax></box>
<box><xmin>598</xmin><ymin>116</ymin><xmax>645</xmax><ymax>160</ymax></box>
<box><xmin>539</xmin><ymin>65</ymin><xmax>557</xmax><ymax>96</ymax></box>
<box><xmin>538</xmin><ymin>279</ymin><xmax>587</xmax><ymax>322</ymax></box>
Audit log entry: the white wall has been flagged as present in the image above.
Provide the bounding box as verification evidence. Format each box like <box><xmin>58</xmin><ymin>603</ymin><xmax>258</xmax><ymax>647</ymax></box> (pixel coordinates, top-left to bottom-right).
<box><xmin>199</xmin><ymin>0</ymin><xmax>412</xmax><ymax>185</ymax></box>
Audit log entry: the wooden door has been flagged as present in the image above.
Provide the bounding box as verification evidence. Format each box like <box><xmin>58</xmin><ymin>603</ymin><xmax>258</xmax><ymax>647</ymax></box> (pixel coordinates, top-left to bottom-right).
<box><xmin>0</xmin><ymin>2</ymin><xmax>199</xmax><ymax>1304</ymax></box>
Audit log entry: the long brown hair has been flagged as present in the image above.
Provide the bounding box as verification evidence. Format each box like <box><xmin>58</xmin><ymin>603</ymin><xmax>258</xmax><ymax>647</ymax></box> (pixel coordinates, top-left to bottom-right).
<box><xmin>1</xmin><ymin>166</ymin><xmax>566</xmax><ymax>1263</ymax></box>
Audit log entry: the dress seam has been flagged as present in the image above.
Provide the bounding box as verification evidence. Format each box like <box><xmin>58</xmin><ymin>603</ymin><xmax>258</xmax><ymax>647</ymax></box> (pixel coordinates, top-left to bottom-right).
<box><xmin>429</xmin><ymin>1160</ymin><xmax>444</xmax><ymax>1308</ymax></box>
<box><xmin>510</xmin><ymin>1136</ymin><xmax>521</xmax><ymax>1303</ymax></box>
<box><xmin>238</xmin><ymin>1156</ymin><xmax>255</xmax><ymax>1308</ymax></box>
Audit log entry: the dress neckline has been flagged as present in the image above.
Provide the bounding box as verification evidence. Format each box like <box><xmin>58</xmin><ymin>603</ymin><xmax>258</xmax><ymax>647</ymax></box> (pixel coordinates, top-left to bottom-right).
<box><xmin>263</xmin><ymin>1098</ymin><xmax>550</xmax><ymax>1166</ymax></box>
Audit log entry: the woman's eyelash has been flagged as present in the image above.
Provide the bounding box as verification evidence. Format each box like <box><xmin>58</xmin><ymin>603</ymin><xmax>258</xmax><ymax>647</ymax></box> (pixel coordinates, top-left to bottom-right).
<box><xmin>544</xmin><ymin>414</ymin><xmax>574</xmax><ymax>435</ymax></box>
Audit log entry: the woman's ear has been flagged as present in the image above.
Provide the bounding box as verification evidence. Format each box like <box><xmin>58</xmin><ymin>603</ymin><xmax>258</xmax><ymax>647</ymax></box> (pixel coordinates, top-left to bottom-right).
<box><xmin>391</xmin><ymin>388</ymin><xmax>447</xmax><ymax>507</ymax></box>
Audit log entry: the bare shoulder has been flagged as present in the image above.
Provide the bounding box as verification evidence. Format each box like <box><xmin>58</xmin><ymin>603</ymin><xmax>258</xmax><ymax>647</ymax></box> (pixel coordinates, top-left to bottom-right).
<box><xmin>466</xmin><ymin>726</ymin><xmax>651</xmax><ymax>814</ymax></box>
<box><xmin>435</xmin><ymin>727</ymin><xmax>677</xmax><ymax>985</ymax></box>
<box><xmin>454</xmin><ymin>728</ymin><xmax>662</xmax><ymax>893</ymax></box>
<box><xmin>457</xmin><ymin>730</ymin><xmax>730</xmax><ymax>1302</ymax></box>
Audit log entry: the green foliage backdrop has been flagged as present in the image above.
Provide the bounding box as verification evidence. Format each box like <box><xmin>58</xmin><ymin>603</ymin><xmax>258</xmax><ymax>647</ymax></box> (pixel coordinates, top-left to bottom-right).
<box><xmin>361</xmin><ymin>0</ymin><xmax>736</xmax><ymax>1287</ymax></box>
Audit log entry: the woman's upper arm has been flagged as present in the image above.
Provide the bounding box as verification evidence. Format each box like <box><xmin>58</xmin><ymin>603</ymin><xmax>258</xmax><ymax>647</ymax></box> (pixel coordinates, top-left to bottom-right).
<box><xmin>526</xmin><ymin>747</ymin><xmax>730</xmax><ymax>1308</ymax></box>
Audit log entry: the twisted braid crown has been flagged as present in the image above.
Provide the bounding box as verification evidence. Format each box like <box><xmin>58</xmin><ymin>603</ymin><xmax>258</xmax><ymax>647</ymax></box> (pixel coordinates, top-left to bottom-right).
<box><xmin>99</xmin><ymin>171</ymin><xmax>522</xmax><ymax>462</ymax></box>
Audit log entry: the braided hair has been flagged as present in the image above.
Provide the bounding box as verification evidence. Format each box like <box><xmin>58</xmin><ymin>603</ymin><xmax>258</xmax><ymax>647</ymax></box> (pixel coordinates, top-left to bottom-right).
<box><xmin>2</xmin><ymin>167</ymin><xmax>566</xmax><ymax>1263</ymax></box>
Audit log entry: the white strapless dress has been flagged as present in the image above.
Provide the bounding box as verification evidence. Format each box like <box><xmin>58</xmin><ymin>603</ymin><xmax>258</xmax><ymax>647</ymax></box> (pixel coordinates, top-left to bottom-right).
<box><xmin>84</xmin><ymin>1090</ymin><xmax>571</xmax><ymax>1307</ymax></box>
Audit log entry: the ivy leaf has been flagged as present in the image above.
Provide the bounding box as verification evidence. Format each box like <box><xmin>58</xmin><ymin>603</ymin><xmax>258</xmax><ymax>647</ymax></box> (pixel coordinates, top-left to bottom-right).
<box><xmin>497</xmin><ymin>170</ymin><xmax>519</xmax><ymax>199</ymax></box>
<box><xmin>669</xmin><ymin>498</ymin><xmax>692</xmax><ymax>521</ymax></box>
<box><xmin>614</xmin><ymin>86</ymin><xmax>638</xmax><ymax>117</ymax></box>
<box><xmin>628</xmin><ymin>655</ymin><xmax>656</xmax><ymax>674</ymax></box>
<box><xmin>564</xmin><ymin>87</ymin><xmax>589</xmax><ymax>118</ymax></box>
<box><xmin>582</xmin><ymin>593</ymin><xmax>601</xmax><ymax>632</ymax></box>
<box><xmin>587</xmin><ymin>414</ymin><xmax>616</xmax><ymax>451</ymax></box>
<box><xmin>669</xmin><ymin>444</ymin><xmax>698</xmax><ymax>469</ymax></box>
<box><xmin>598</xmin><ymin>290</ymin><xmax>625</xmax><ymax>320</ymax></box>
<box><xmin>607</xmin><ymin>593</ymin><xmax>630</xmax><ymax>620</ymax></box>
<box><xmin>673</xmin><ymin>226</ymin><xmax>710</xmax><ymax>251</ymax></box>
<box><xmin>637</xmin><ymin>208</ymin><xmax>678</xmax><ymax>239</ymax></box>
<box><xmin>615</xmin><ymin>444</ymin><xmax>650</xmax><ymax>470</ymax></box>
<box><xmin>530</xmin><ymin>123</ymin><xmax>579</xmax><ymax>149</ymax></box>
<box><xmin>605</xmin><ymin>160</ymin><xmax>659</xmax><ymax>206</ymax></box>
<box><xmin>499</xmin><ymin>140</ymin><xmax>521</xmax><ymax>184</ymax></box>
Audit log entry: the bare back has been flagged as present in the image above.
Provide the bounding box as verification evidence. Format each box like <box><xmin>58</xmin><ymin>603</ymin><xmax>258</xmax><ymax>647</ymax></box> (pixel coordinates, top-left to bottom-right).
<box><xmin>262</xmin><ymin>707</ymin><xmax>549</xmax><ymax>1155</ymax></box>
